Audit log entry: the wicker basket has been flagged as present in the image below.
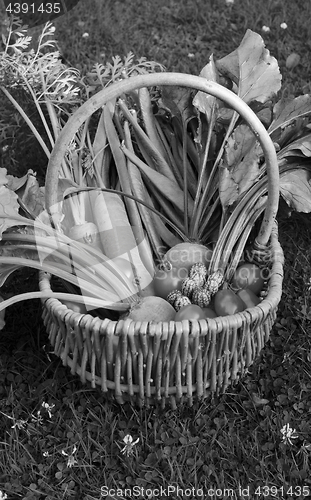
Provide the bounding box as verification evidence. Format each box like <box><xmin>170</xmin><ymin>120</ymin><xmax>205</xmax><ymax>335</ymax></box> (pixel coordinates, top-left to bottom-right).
<box><xmin>39</xmin><ymin>73</ymin><xmax>284</xmax><ymax>408</ymax></box>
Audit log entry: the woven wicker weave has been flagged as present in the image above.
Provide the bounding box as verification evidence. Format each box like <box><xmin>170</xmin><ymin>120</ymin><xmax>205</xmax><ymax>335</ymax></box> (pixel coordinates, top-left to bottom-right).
<box><xmin>39</xmin><ymin>73</ymin><xmax>284</xmax><ymax>408</ymax></box>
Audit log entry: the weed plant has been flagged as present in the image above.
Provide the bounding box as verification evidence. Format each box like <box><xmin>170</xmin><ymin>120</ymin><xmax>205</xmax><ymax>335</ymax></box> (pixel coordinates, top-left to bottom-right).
<box><xmin>1</xmin><ymin>0</ymin><xmax>311</xmax><ymax>499</ymax></box>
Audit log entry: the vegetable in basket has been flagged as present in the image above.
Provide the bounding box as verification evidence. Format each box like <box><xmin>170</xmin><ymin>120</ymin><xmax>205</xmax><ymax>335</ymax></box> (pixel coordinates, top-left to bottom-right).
<box><xmin>231</xmin><ymin>263</ymin><xmax>265</xmax><ymax>295</ymax></box>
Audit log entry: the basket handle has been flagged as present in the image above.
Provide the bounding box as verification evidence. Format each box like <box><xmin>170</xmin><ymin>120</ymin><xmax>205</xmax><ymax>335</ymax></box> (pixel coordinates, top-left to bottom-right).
<box><xmin>45</xmin><ymin>72</ymin><xmax>279</xmax><ymax>246</ymax></box>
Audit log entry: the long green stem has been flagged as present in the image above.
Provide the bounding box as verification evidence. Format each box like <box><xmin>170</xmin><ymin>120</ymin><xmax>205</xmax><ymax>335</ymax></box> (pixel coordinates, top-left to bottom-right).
<box><xmin>123</xmin><ymin>121</ymin><xmax>164</xmax><ymax>262</ymax></box>
<box><xmin>1</xmin><ymin>234</ymin><xmax>138</xmax><ymax>299</ymax></box>
<box><xmin>118</xmin><ymin>98</ymin><xmax>176</xmax><ymax>182</ymax></box>
<box><xmin>0</xmin><ymin>291</ymin><xmax>129</xmax><ymax>313</ymax></box>
<box><xmin>224</xmin><ymin>200</ymin><xmax>267</xmax><ymax>281</ymax></box>
<box><xmin>67</xmin><ymin>185</ymin><xmax>188</xmax><ymax>242</ymax></box>
<box><xmin>182</xmin><ymin>121</ymin><xmax>189</xmax><ymax>236</ymax></box>
<box><xmin>0</xmin><ymin>255</ymin><xmax>121</xmax><ymax>302</ymax></box>
<box><xmin>198</xmin><ymin>194</ymin><xmax>220</xmax><ymax>240</ymax></box>
<box><xmin>208</xmin><ymin>180</ymin><xmax>269</xmax><ymax>273</ymax></box>
<box><xmin>190</xmin><ymin>105</ymin><xmax>216</xmax><ymax>239</ymax></box>
<box><xmin>2</xmin><ymin>242</ymin><xmax>124</xmax><ymax>295</ymax></box>
<box><xmin>154</xmin><ymin>118</ymin><xmax>184</xmax><ymax>188</ymax></box>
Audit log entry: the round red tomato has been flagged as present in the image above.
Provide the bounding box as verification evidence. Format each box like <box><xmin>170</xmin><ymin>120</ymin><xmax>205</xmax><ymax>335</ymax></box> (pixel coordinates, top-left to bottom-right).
<box><xmin>214</xmin><ymin>289</ymin><xmax>245</xmax><ymax>317</ymax></box>
<box><xmin>231</xmin><ymin>263</ymin><xmax>264</xmax><ymax>294</ymax></box>
<box><xmin>237</xmin><ymin>288</ymin><xmax>260</xmax><ymax>308</ymax></box>
<box><xmin>202</xmin><ymin>307</ymin><xmax>217</xmax><ymax>318</ymax></box>
<box><xmin>152</xmin><ymin>266</ymin><xmax>188</xmax><ymax>299</ymax></box>
<box><xmin>175</xmin><ymin>304</ymin><xmax>206</xmax><ymax>321</ymax></box>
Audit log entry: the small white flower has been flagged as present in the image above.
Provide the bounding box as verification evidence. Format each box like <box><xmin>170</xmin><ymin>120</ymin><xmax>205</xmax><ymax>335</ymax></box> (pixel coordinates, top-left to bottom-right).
<box><xmin>0</xmin><ymin>491</ymin><xmax>8</xmax><ymax>500</ymax></box>
<box><xmin>43</xmin><ymin>451</ymin><xmax>50</xmax><ymax>457</ymax></box>
<box><xmin>262</xmin><ymin>26</ymin><xmax>270</xmax><ymax>33</ymax></box>
<box><xmin>11</xmin><ymin>419</ymin><xmax>27</xmax><ymax>430</ymax></box>
<box><xmin>66</xmin><ymin>454</ymin><xmax>78</xmax><ymax>468</ymax></box>
<box><xmin>121</xmin><ymin>434</ymin><xmax>140</xmax><ymax>457</ymax></box>
<box><xmin>225</xmin><ymin>0</ymin><xmax>234</xmax><ymax>4</ymax></box>
<box><xmin>82</xmin><ymin>32</ymin><xmax>89</xmax><ymax>38</ymax></box>
<box><xmin>280</xmin><ymin>22</ymin><xmax>288</xmax><ymax>29</ymax></box>
<box><xmin>305</xmin><ymin>277</ymin><xmax>311</xmax><ymax>291</ymax></box>
<box><xmin>42</xmin><ymin>402</ymin><xmax>55</xmax><ymax>419</ymax></box>
<box><xmin>31</xmin><ymin>411</ymin><xmax>43</xmax><ymax>425</ymax></box>
<box><xmin>280</xmin><ymin>423</ymin><xmax>298</xmax><ymax>445</ymax></box>
<box><xmin>62</xmin><ymin>444</ymin><xmax>78</xmax><ymax>468</ymax></box>
<box><xmin>50</xmin><ymin>27</ymin><xmax>56</xmax><ymax>33</ymax></box>
<box><xmin>187</xmin><ymin>53</ymin><xmax>195</xmax><ymax>59</ymax></box>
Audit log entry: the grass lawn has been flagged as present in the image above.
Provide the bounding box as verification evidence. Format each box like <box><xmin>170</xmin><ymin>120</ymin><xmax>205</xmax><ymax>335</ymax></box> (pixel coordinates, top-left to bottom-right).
<box><xmin>1</xmin><ymin>0</ymin><xmax>311</xmax><ymax>499</ymax></box>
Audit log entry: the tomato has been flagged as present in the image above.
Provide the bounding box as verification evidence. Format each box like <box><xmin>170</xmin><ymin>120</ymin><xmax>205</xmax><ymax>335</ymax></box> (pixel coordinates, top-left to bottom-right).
<box><xmin>202</xmin><ymin>307</ymin><xmax>217</xmax><ymax>318</ymax></box>
<box><xmin>231</xmin><ymin>263</ymin><xmax>264</xmax><ymax>294</ymax></box>
<box><xmin>163</xmin><ymin>242</ymin><xmax>213</xmax><ymax>272</ymax></box>
<box><xmin>214</xmin><ymin>289</ymin><xmax>245</xmax><ymax>316</ymax></box>
<box><xmin>152</xmin><ymin>266</ymin><xmax>188</xmax><ymax>299</ymax></box>
<box><xmin>237</xmin><ymin>288</ymin><xmax>260</xmax><ymax>309</ymax></box>
<box><xmin>175</xmin><ymin>304</ymin><xmax>206</xmax><ymax>321</ymax></box>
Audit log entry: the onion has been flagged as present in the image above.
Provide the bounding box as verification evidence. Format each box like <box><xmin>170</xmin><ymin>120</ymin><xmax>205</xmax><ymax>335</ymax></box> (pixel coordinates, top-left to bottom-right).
<box><xmin>126</xmin><ymin>296</ymin><xmax>176</xmax><ymax>322</ymax></box>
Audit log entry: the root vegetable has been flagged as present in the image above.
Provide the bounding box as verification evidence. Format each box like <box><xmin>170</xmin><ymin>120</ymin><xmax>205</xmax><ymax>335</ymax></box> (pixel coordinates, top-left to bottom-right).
<box><xmin>231</xmin><ymin>263</ymin><xmax>264</xmax><ymax>294</ymax></box>
<box><xmin>68</xmin><ymin>222</ymin><xmax>102</xmax><ymax>250</ymax></box>
<box><xmin>126</xmin><ymin>296</ymin><xmax>176</xmax><ymax>322</ymax></box>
